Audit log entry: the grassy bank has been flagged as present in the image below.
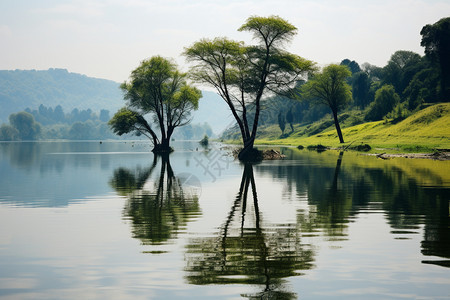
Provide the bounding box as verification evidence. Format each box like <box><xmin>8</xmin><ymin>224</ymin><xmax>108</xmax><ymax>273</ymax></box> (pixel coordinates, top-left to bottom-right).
<box><xmin>249</xmin><ymin>103</ymin><xmax>450</xmax><ymax>153</ymax></box>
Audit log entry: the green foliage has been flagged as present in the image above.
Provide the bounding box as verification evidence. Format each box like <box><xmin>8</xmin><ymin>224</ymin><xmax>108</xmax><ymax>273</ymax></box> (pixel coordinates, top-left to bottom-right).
<box><xmin>386</xmin><ymin>103</ymin><xmax>410</xmax><ymax>123</ymax></box>
<box><xmin>421</xmin><ymin>17</ymin><xmax>450</xmax><ymax>100</ymax></box>
<box><xmin>348</xmin><ymin>144</ymin><xmax>371</xmax><ymax>152</ymax></box>
<box><xmin>25</xmin><ymin>104</ymin><xmax>108</xmax><ymax>126</ymax></box>
<box><xmin>238</xmin><ymin>15</ymin><xmax>298</xmax><ymax>44</ymax></box>
<box><xmin>306</xmin><ymin>144</ymin><xmax>327</xmax><ymax>151</ymax></box>
<box><xmin>110</xmin><ymin>156</ymin><xmax>201</xmax><ymax>244</ymax></box>
<box><xmin>9</xmin><ymin>111</ymin><xmax>41</xmax><ymax>140</ymax></box>
<box><xmin>199</xmin><ymin>135</ymin><xmax>209</xmax><ymax>146</ymax></box>
<box><xmin>0</xmin><ymin>124</ymin><xmax>19</xmax><ymax>141</ymax></box>
<box><xmin>221</xmin><ymin>17</ymin><xmax>449</xmax><ymax>151</ymax></box>
<box><xmin>340</xmin><ymin>59</ymin><xmax>361</xmax><ymax>74</ymax></box>
<box><xmin>277</xmin><ymin>111</ymin><xmax>286</xmax><ymax>134</ymax></box>
<box><xmin>255</xmin><ymin>103</ymin><xmax>450</xmax><ymax>152</ymax></box>
<box><xmin>301</xmin><ymin>64</ymin><xmax>352</xmax><ymax>143</ymax></box>
<box><xmin>99</xmin><ymin>109</ymin><xmax>110</xmax><ymax>122</ymax></box>
<box><xmin>361</xmin><ymin>62</ymin><xmax>383</xmax><ymax>81</ymax></box>
<box><xmin>107</xmin><ymin>107</ymin><xmax>159</xmax><ymax>140</ymax></box>
<box><xmin>302</xmin><ymin>64</ymin><xmax>352</xmax><ymax>111</ymax></box>
<box><xmin>351</xmin><ymin>71</ymin><xmax>371</xmax><ymax>109</ymax></box>
<box><xmin>109</xmin><ymin>107</ymin><xmax>143</xmax><ymax>136</ymax></box>
<box><xmin>286</xmin><ymin>107</ymin><xmax>294</xmax><ymax>132</ymax></box>
<box><xmin>68</xmin><ymin>121</ymin><xmax>95</xmax><ymax>140</ymax></box>
<box><xmin>403</xmin><ymin>68</ymin><xmax>439</xmax><ymax>110</ymax></box>
<box><xmin>365</xmin><ymin>85</ymin><xmax>400</xmax><ymax>121</ymax></box>
<box><xmin>1</xmin><ymin>104</ymin><xmax>116</xmax><ymax>141</ymax></box>
<box><xmin>382</xmin><ymin>50</ymin><xmax>423</xmax><ymax>96</ymax></box>
<box><xmin>113</xmin><ymin>56</ymin><xmax>201</xmax><ymax>151</ymax></box>
<box><xmin>305</xmin><ymin>119</ymin><xmax>335</xmax><ymax>136</ymax></box>
<box><xmin>184</xmin><ymin>15</ymin><xmax>315</xmax><ymax>160</ymax></box>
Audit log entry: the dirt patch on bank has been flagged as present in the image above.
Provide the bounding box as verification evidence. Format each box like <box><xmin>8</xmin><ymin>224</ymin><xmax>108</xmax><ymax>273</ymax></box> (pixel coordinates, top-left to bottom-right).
<box><xmin>365</xmin><ymin>151</ymin><xmax>450</xmax><ymax>161</ymax></box>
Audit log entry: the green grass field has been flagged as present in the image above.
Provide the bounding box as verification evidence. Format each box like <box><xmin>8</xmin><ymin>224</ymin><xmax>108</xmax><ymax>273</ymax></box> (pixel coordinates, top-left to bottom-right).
<box><xmin>251</xmin><ymin>103</ymin><xmax>450</xmax><ymax>153</ymax></box>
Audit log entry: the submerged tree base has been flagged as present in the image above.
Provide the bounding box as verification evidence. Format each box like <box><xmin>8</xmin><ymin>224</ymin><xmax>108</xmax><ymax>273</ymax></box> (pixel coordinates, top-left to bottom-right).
<box><xmin>238</xmin><ymin>148</ymin><xmax>264</xmax><ymax>162</ymax></box>
<box><xmin>151</xmin><ymin>144</ymin><xmax>174</xmax><ymax>154</ymax></box>
<box><xmin>233</xmin><ymin>148</ymin><xmax>285</xmax><ymax>162</ymax></box>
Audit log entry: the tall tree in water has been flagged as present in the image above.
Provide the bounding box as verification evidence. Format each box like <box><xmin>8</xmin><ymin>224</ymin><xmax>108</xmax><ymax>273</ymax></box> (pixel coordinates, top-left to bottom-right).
<box><xmin>302</xmin><ymin>64</ymin><xmax>352</xmax><ymax>143</ymax></box>
<box><xmin>109</xmin><ymin>56</ymin><xmax>201</xmax><ymax>153</ymax></box>
<box><xmin>421</xmin><ymin>17</ymin><xmax>450</xmax><ymax>101</ymax></box>
<box><xmin>184</xmin><ymin>15</ymin><xmax>315</xmax><ymax>161</ymax></box>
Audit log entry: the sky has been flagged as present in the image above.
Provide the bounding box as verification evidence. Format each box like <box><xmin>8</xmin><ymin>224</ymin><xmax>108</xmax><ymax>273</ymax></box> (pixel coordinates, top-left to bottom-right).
<box><xmin>1</xmin><ymin>0</ymin><xmax>449</xmax><ymax>83</ymax></box>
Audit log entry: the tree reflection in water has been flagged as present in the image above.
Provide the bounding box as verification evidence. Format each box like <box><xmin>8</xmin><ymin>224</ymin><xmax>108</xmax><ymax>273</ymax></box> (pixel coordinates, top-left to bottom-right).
<box><xmin>185</xmin><ymin>164</ymin><xmax>315</xmax><ymax>299</ymax></box>
<box><xmin>109</xmin><ymin>154</ymin><xmax>201</xmax><ymax>246</ymax></box>
<box><xmin>257</xmin><ymin>148</ymin><xmax>450</xmax><ymax>268</ymax></box>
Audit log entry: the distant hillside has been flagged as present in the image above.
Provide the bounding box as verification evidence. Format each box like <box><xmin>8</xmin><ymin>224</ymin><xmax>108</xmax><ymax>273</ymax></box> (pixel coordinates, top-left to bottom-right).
<box><xmin>254</xmin><ymin>103</ymin><xmax>450</xmax><ymax>151</ymax></box>
<box><xmin>0</xmin><ymin>69</ymin><xmax>123</xmax><ymax>123</ymax></box>
<box><xmin>191</xmin><ymin>91</ymin><xmax>233</xmax><ymax>135</ymax></box>
<box><xmin>0</xmin><ymin>69</ymin><xmax>233</xmax><ymax>136</ymax></box>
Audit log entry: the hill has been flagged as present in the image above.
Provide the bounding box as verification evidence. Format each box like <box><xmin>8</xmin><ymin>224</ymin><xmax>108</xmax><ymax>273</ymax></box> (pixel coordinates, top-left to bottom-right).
<box><xmin>0</xmin><ymin>69</ymin><xmax>233</xmax><ymax>136</ymax></box>
<box><xmin>0</xmin><ymin>69</ymin><xmax>123</xmax><ymax>123</ymax></box>
<box><xmin>253</xmin><ymin>103</ymin><xmax>450</xmax><ymax>152</ymax></box>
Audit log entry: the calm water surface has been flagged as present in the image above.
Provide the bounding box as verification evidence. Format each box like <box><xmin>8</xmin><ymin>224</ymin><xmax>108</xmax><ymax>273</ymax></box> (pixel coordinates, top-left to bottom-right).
<box><xmin>0</xmin><ymin>141</ymin><xmax>449</xmax><ymax>299</ymax></box>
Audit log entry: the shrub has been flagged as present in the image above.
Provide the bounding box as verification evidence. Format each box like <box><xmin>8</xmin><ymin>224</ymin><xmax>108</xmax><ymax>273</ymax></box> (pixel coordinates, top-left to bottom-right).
<box><xmin>365</xmin><ymin>85</ymin><xmax>400</xmax><ymax>121</ymax></box>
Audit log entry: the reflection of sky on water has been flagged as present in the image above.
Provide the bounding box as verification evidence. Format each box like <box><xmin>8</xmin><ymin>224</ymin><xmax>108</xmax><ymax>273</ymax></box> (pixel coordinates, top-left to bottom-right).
<box><xmin>0</xmin><ymin>141</ymin><xmax>449</xmax><ymax>299</ymax></box>
<box><xmin>0</xmin><ymin>141</ymin><xmax>238</xmax><ymax>207</ymax></box>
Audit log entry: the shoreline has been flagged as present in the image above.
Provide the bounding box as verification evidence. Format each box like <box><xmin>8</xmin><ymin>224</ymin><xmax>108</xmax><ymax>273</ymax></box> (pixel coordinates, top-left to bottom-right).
<box><xmin>220</xmin><ymin>142</ymin><xmax>450</xmax><ymax>161</ymax></box>
<box><xmin>362</xmin><ymin>151</ymin><xmax>450</xmax><ymax>161</ymax></box>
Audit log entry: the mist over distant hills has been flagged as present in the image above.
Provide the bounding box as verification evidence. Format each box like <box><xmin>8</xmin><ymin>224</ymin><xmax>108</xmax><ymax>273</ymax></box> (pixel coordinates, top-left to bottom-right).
<box><xmin>0</xmin><ymin>69</ymin><xmax>233</xmax><ymax>135</ymax></box>
<box><xmin>0</xmin><ymin>69</ymin><xmax>123</xmax><ymax>123</ymax></box>
<box><xmin>191</xmin><ymin>90</ymin><xmax>233</xmax><ymax>135</ymax></box>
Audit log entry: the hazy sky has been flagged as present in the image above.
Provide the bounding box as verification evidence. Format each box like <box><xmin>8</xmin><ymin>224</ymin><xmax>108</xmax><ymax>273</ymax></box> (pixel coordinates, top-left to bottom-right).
<box><xmin>1</xmin><ymin>0</ymin><xmax>449</xmax><ymax>83</ymax></box>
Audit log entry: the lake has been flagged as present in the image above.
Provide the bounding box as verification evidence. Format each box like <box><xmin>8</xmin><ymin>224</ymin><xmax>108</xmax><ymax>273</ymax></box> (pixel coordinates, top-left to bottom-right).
<box><xmin>0</xmin><ymin>141</ymin><xmax>449</xmax><ymax>299</ymax></box>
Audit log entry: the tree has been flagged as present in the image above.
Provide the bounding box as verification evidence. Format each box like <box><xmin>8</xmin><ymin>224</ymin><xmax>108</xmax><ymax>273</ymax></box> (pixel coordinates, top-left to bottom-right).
<box><xmin>382</xmin><ymin>50</ymin><xmax>422</xmax><ymax>96</ymax></box>
<box><xmin>0</xmin><ymin>124</ymin><xmax>19</xmax><ymax>141</ymax></box>
<box><xmin>340</xmin><ymin>59</ymin><xmax>361</xmax><ymax>74</ymax></box>
<box><xmin>69</xmin><ymin>121</ymin><xmax>95</xmax><ymax>140</ymax></box>
<box><xmin>286</xmin><ymin>107</ymin><xmax>294</xmax><ymax>132</ymax></box>
<box><xmin>54</xmin><ymin>105</ymin><xmax>65</xmax><ymax>123</ymax></box>
<box><xmin>403</xmin><ymin>67</ymin><xmax>439</xmax><ymax>110</ymax></box>
<box><xmin>109</xmin><ymin>56</ymin><xmax>201</xmax><ymax>153</ymax></box>
<box><xmin>361</xmin><ymin>62</ymin><xmax>383</xmax><ymax>81</ymax></box>
<box><xmin>99</xmin><ymin>109</ymin><xmax>110</xmax><ymax>122</ymax></box>
<box><xmin>199</xmin><ymin>134</ymin><xmax>209</xmax><ymax>147</ymax></box>
<box><xmin>9</xmin><ymin>111</ymin><xmax>41</xmax><ymax>140</ymax></box>
<box><xmin>184</xmin><ymin>15</ymin><xmax>315</xmax><ymax>161</ymax></box>
<box><xmin>421</xmin><ymin>17</ymin><xmax>450</xmax><ymax>101</ymax></box>
<box><xmin>301</xmin><ymin>64</ymin><xmax>352</xmax><ymax>143</ymax></box>
<box><xmin>365</xmin><ymin>85</ymin><xmax>400</xmax><ymax>121</ymax></box>
<box><xmin>352</xmin><ymin>71</ymin><xmax>371</xmax><ymax>109</ymax></box>
<box><xmin>277</xmin><ymin>111</ymin><xmax>286</xmax><ymax>134</ymax></box>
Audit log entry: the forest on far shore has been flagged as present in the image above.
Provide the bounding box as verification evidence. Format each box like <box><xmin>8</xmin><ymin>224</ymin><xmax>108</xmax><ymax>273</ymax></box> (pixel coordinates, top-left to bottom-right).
<box><xmin>0</xmin><ymin>103</ymin><xmax>213</xmax><ymax>141</ymax></box>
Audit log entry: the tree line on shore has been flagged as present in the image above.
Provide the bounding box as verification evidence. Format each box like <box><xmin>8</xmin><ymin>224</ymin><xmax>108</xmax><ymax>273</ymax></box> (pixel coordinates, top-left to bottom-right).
<box><xmin>0</xmin><ymin>103</ymin><xmax>213</xmax><ymax>141</ymax></box>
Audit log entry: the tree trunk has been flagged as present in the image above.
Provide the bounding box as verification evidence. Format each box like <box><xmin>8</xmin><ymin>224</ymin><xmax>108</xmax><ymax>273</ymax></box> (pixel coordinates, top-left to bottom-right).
<box><xmin>332</xmin><ymin>110</ymin><xmax>345</xmax><ymax>143</ymax></box>
<box><xmin>237</xmin><ymin>92</ymin><xmax>263</xmax><ymax>161</ymax></box>
<box><xmin>238</xmin><ymin>136</ymin><xmax>262</xmax><ymax>162</ymax></box>
<box><xmin>152</xmin><ymin>137</ymin><xmax>173</xmax><ymax>153</ymax></box>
